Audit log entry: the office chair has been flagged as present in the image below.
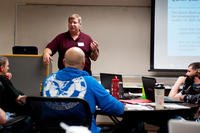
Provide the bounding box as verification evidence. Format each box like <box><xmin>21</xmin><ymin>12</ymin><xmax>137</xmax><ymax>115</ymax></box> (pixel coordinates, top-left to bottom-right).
<box><xmin>12</xmin><ymin>46</ymin><xmax>38</xmax><ymax>55</ymax></box>
<box><xmin>26</xmin><ymin>96</ymin><xmax>92</xmax><ymax>133</ymax></box>
<box><xmin>168</xmin><ymin>119</ymin><xmax>200</xmax><ymax>133</ymax></box>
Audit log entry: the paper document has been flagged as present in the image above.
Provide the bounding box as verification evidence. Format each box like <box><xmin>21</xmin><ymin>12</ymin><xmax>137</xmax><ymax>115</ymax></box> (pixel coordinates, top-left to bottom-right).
<box><xmin>164</xmin><ymin>103</ymin><xmax>190</xmax><ymax>109</ymax></box>
<box><xmin>120</xmin><ymin>99</ymin><xmax>152</xmax><ymax>104</ymax></box>
<box><xmin>137</xmin><ymin>103</ymin><xmax>190</xmax><ymax>109</ymax></box>
<box><xmin>125</xmin><ymin>104</ymin><xmax>154</xmax><ymax>110</ymax></box>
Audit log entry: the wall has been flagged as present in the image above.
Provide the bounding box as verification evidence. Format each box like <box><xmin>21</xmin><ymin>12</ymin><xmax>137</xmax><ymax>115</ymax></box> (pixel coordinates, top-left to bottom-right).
<box><xmin>0</xmin><ymin>0</ymin><xmax>182</xmax><ymax>86</ymax></box>
<box><xmin>0</xmin><ymin>0</ymin><xmax>15</xmax><ymax>54</ymax></box>
<box><xmin>15</xmin><ymin>4</ymin><xmax>151</xmax><ymax>76</ymax></box>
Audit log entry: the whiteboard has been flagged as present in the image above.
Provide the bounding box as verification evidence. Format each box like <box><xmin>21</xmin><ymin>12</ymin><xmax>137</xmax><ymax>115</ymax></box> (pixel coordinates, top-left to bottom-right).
<box><xmin>15</xmin><ymin>4</ymin><xmax>151</xmax><ymax>76</ymax></box>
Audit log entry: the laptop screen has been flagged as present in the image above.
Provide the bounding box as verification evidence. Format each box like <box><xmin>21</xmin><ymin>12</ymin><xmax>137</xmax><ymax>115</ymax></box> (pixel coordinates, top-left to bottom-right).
<box><xmin>100</xmin><ymin>73</ymin><xmax>123</xmax><ymax>91</ymax></box>
<box><xmin>141</xmin><ymin>76</ymin><xmax>156</xmax><ymax>102</ymax></box>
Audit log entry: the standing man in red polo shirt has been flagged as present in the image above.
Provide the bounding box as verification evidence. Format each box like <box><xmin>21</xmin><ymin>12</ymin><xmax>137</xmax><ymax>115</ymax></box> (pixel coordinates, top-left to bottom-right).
<box><xmin>43</xmin><ymin>14</ymin><xmax>99</xmax><ymax>75</ymax></box>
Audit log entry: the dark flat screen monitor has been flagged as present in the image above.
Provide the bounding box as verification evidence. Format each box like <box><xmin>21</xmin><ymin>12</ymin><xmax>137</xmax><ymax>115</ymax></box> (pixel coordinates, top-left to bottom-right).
<box><xmin>12</xmin><ymin>46</ymin><xmax>38</xmax><ymax>55</ymax></box>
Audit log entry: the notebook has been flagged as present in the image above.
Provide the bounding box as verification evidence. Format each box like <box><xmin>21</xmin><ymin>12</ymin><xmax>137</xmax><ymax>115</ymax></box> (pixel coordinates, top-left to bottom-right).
<box><xmin>141</xmin><ymin>76</ymin><xmax>183</xmax><ymax>103</ymax></box>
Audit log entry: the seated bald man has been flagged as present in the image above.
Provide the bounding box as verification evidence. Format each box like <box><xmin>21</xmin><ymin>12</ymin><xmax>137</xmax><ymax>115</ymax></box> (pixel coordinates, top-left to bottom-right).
<box><xmin>42</xmin><ymin>47</ymin><xmax>124</xmax><ymax>133</ymax></box>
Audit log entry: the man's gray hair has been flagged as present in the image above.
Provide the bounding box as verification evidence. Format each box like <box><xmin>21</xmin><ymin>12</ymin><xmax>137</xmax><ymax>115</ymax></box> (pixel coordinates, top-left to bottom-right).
<box><xmin>68</xmin><ymin>14</ymin><xmax>82</xmax><ymax>24</ymax></box>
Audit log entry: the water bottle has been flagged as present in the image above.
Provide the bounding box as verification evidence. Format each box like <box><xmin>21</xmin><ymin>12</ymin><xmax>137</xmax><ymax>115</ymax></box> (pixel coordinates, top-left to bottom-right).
<box><xmin>111</xmin><ymin>76</ymin><xmax>120</xmax><ymax>100</ymax></box>
<box><xmin>119</xmin><ymin>81</ymin><xmax>124</xmax><ymax>99</ymax></box>
<box><xmin>154</xmin><ymin>83</ymin><xmax>165</xmax><ymax>109</ymax></box>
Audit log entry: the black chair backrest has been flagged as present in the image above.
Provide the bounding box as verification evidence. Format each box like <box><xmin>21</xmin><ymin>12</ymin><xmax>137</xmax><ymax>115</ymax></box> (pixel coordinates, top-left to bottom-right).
<box><xmin>12</xmin><ymin>46</ymin><xmax>38</xmax><ymax>55</ymax></box>
<box><xmin>26</xmin><ymin>96</ymin><xmax>92</xmax><ymax>133</ymax></box>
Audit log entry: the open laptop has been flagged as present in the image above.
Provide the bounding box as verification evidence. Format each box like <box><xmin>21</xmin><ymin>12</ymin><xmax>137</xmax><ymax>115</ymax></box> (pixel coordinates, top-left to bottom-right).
<box><xmin>141</xmin><ymin>76</ymin><xmax>183</xmax><ymax>103</ymax></box>
<box><xmin>100</xmin><ymin>73</ymin><xmax>123</xmax><ymax>91</ymax></box>
<box><xmin>100</xmin><ymin>73</ymin><xmax>129</xmax><ymax>99</ymax></box>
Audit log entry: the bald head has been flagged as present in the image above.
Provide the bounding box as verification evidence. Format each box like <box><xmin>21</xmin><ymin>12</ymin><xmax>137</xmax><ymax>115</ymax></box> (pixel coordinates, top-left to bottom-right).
<box><xmin>63</xmin><ymin>47</ymin><xmax>85</xmax><ymax>70</ymax></box>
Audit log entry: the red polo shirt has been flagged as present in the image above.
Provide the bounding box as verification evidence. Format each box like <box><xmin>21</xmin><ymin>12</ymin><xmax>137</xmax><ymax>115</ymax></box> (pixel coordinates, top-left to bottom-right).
<box><xmin>46</xmin><ymin>31</ymin><xmax>93</xmax><ymax>75</ymax></box>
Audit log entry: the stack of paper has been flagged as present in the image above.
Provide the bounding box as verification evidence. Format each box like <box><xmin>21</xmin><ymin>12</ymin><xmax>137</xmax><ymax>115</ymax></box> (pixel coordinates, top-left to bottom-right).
<box><xmin>125</xmin><ymin>104</ymin><xmax>154</xmax><ymax>110</ymax></box>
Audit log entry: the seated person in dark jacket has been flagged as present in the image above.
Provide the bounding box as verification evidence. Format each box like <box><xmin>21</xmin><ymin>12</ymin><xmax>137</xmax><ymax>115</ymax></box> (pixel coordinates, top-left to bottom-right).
<box><xmin>170</xmin><ymin>68</ymin><xmax>200</xmax><ymax>122</ymax></box>
<box><xmin>179</xmin><ymin>69</ymin><xmax>200</xmax><ymax>103</ymax></box>
<box><xmin>0</xmin><ymin>56</ymin><xmax>33</xmax><ymax>133</ymax></box>
<box><xmin>0</xmin><ymin>56</ymin><xmax>26</xmax><ymax>113</ymax></box>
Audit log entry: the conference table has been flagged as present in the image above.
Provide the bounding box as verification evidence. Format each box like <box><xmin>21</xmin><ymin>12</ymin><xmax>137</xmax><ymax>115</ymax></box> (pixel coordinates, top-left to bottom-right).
<box><xmin>97</xmin><ymin>101</ymin><xmax>200</xmax><ymax>132</ymax></box>
<box><xmin>124</xmin><ymin>102</ymin><xmax>198</xmax><ymax>119</ymax></box>
<box><xmin>98</xmin><ymin>97</ymin><xmax>199</xmax><ymax>121</ymax></box>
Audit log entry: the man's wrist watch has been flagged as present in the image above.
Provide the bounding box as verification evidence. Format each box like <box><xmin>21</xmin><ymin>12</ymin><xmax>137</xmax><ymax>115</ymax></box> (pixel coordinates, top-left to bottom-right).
<box><xmin>183</xmin><ymin>95</ymin><xmax>191</xmax><ymax>103</ymax></box>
